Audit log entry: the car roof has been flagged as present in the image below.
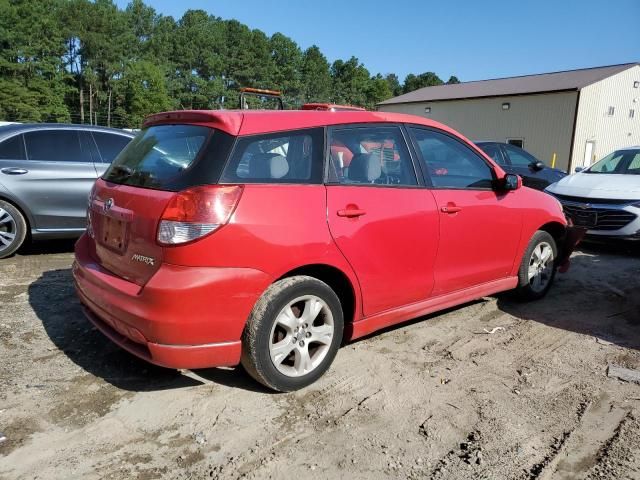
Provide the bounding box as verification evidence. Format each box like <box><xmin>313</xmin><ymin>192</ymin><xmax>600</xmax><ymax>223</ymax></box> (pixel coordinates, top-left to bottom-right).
<box><xmin>0</xmin><ymin>123</ymin><xmax>135</xmax><ymax>140</ymax></box>
<box><xmin>143</xmin><ymin>109</ymin><xmax>465</xmax><ymax>138</ymax></box>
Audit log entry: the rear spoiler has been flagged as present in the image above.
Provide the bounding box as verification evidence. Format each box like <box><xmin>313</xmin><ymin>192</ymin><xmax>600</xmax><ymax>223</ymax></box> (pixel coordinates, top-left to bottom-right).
<box><xmin>142</xmin><ymin>110</ymin><xmax>244</xmax><ymax>136</ymax></box>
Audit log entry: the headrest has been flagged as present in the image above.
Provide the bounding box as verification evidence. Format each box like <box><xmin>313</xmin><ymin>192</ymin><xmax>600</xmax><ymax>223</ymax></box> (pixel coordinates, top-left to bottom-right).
<box><xmin>248</xmin><ymin>153</ymin><xmax>288</xmax><ymax>179</ymax></box>
<box><xmin>348</xmin><ymin>153</ymin><xmax>381</xmax><ymax>183</ymax></box>
<box><xmin>270</xmin><ymin>155</ymin><xmax>289</xmax><ymax>179</ymax></box>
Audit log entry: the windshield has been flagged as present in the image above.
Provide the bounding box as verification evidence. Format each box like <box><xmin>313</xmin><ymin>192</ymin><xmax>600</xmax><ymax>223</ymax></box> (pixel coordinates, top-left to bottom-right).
<box><xmin>586</xmin><ymin>149</ymin><xmax>640</xmax><ymax>174</ymax></box>
<box><xmin>103</xmin><ymin>125</ymin><xmax>211</xmax><ymax>188</ymax></box>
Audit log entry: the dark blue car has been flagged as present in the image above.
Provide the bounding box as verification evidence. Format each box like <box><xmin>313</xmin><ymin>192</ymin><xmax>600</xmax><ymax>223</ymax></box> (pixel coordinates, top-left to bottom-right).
<box><xmin>476</xmin><ymin>142</ymin><xmax>567</xmax><ymax>191</ymax></box>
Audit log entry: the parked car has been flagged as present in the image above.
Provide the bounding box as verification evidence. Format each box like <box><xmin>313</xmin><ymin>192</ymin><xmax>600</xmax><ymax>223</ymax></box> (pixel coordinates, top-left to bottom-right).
<box><xmin>476</xmin><ymin>142</ymin><xmax>567</xmax><ymax>191</ymax></box>
<box><xmin>73</xmin><ymin>110</ymin><xmax>581</xmax><ymax>392</ymax></box>
<box><xmin>0</xmin><ymin>124</ymin><xmax>134</xmax><ymax>258</ymax></box>
<box><xmin>545</xmin><ymin>146</ymin><xmax>640</xmax><ymax>240</ymax></box>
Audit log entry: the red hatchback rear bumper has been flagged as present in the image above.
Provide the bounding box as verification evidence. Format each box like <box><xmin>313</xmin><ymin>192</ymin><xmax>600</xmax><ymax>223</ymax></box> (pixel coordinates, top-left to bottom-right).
<box><xmin>73</xmin><ymin>235</ymin><xmax>271</xmax><ymax>369</ymax></box>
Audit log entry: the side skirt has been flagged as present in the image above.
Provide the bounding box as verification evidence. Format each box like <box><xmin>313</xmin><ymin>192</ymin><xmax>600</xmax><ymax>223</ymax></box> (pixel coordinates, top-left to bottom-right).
<box><xmin>347</xmin><ymin>277</ymin><xmax>518</xmax><ymax>340</ymax></box>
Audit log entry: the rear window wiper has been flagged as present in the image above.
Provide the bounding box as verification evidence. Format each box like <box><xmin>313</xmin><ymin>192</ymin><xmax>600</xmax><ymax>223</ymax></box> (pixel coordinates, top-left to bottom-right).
<box><xmin>110</xmin><ymin>165</ymin><xmax>134</xmax><ymax>178</ymax></box>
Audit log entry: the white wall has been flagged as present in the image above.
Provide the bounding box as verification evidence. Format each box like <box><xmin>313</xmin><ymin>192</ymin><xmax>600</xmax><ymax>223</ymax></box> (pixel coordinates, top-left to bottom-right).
<box><xmin>571</xmin><ymin>65</ymin><xmax>640</xmax><ymax>171</ymax></box>
<box><xmin>378</xmin><ymin>91</ymin><xmax>578</xmax><ymax>171</ymax></box>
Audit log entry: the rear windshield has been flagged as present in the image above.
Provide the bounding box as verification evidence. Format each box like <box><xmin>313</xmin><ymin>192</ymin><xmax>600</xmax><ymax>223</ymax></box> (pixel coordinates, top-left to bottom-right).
<box><xmin>103</xmin><ymin>125</ymin><xmax>212</xmax><ymax>188</ymax></box>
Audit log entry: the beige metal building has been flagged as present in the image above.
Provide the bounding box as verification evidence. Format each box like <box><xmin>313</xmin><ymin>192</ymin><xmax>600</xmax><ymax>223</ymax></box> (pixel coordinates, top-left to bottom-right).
<box><xmin>378</xmin><ymin>63</ymin><xmax>640</xmax><ymax>172</ymax></box>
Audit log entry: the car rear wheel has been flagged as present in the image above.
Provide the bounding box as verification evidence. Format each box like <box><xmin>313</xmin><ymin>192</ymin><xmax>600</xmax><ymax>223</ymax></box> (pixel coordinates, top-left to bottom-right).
<box><xmin>515</xmin><ymin>230</ymin><xmax>557</xmax><ymax>301</ymax></box>
<box><xmin>0</xmin><ymin>200</ymin><xmax>27</xmax><ymax>259</ymax></box>
<box><xmin>241</xmin><ymin>275</ymin><xmax>344</xmax><ymax>392</ymax></box>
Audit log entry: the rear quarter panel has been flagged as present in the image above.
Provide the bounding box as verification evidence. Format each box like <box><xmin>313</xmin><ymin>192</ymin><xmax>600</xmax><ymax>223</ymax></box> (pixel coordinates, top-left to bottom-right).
<box><xmin>161</xmin><ymin>184</ymin><xmax>364</xmax><ymax>319</ymax></box>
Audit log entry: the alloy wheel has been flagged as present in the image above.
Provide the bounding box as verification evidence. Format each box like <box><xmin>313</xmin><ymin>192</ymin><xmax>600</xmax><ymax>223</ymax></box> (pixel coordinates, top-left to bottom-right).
<box><xmin>528</xmin><ymin>241</ymin><xmax>554</xmax><ymax>293</ymax></box>
<box><xmin>268</xmin><ymin>295</ymin><xmax>334</xmax><ymax>377</ymax></box>
<box><xmin>0</xmin><ymin>206</ymin><xmax>17</xmax><ymax>252</ymax></box>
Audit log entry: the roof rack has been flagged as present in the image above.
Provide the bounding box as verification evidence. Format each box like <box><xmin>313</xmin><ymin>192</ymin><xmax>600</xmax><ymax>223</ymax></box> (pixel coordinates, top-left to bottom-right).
<box><xmin>239</xmin><ymin>88</ymin><xmax>284</xmax><ymax>110</ymax></box>
<box><xmin>301</xmin><ymin>103</ymin><xmax>366</xmax><ymax>112</ymax></box>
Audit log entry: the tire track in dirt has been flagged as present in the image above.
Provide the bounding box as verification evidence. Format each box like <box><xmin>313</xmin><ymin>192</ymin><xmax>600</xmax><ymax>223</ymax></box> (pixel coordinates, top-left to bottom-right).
<box><xmin>527</xmin><ymin>393</ymin><xmax>632</xmax><ymax>480</ymax></box>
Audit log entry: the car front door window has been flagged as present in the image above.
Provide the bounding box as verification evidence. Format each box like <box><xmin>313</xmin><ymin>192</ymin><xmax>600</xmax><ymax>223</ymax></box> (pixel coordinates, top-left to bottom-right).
<box><xmin>411</xmin><ymin>129</ymin><xmax>494</xmax><ymax>189</ymax></box>
<box><xmin>504</xmin><ymin>144</ymin><xmax>537</xmax><ymax>167</ymax></box>
<box><xmin>479</xmin><ymin>143</ymin><xmax>506</xmax><ymax>166</ymax></box>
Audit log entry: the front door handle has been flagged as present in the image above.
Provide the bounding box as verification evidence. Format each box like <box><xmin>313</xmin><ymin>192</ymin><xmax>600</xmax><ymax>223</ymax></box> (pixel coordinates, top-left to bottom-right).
<box><xmin>1</xmin><ymin>167</ymin><xmax>28</xmax><ymax>175</ymax></box>
<box><xmin>440</xmin><ymin>205</ymin><xmax>462</xmax><ymax>214</ymax></box>
<box><xmin>337</xmin><ymin>208</ymin><xmax>367</xmax><ymax>218</ymax></box>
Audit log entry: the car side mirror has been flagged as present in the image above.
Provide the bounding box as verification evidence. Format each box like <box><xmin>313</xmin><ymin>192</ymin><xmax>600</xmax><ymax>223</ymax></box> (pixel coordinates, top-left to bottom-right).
<box><xmin>503</xmin><ymin>173</ymin><xmax>521</xmax><ymax>191</ymax></box>
<box><xmin>574</xmin><ymin>166</ymin><xmax>584</xmax><ymax>173</ymax></box>
<box><xmin>531</xmin><ymin>161</ymin><xmax>545</xmax><ymax>171</ymax></box>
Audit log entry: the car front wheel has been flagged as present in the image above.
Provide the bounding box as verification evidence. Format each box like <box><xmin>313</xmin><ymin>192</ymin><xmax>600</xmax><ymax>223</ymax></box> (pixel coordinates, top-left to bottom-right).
<box><xmin>0</xmin><ymin>200</ymin><xmax>27</xmax><ymax>259</ymax></box>
<box><xmin>241</xmin><ymin>276</ymin><xmax>344</xmax><ymax>392</ymax></box>
<box><xmin>515</xmin><ymin>230</ymin><xmax>557</xmax><ymax>301</ymax></box>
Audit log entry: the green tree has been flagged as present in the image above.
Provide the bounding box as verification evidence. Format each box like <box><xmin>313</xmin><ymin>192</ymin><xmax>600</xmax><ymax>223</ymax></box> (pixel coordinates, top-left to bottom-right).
<box><xmin>0</xmin><ymin>0</ymin><xmax>70</xmax><ymax>121</ymax></box>
<box><xmin>367</xmin><ymin>74</ymin><xmax>393</xmax><ymax>107</ymax></box>
<box><xmin>171</xmin><ymin>10</ymin><xmax>226</xmax><ymax>108</ymax></box>
<box><xmin>384</xmin><ymin>73</ymin><xmax>403</xmax><ymax>97</ymax></box>
<box><xmin>446</xmin><ymin>75</ymin><xmax>460</xmax><ymax>84</ymax></box>
<box><xmin>331</xmin><ymin>57</ymin><xmax>370</xmax><ymax>107</ymax></box>
<box><xmin>300</xmin><ymin>45</ymin><xmax>331</xmax><ymax>103</ymax></box>
<box><xmin>403</xmin><ymin>71</ymin><xmax>444</xmax><ymax>94</ymax></box>
<box><xmin>121</xmin><ymin>60</ymin><xmax>172</xmax><ymax>127</ymax></box>
<box><xmin>0</xmin><ymin>0</ymin><xmax>460</xmax><ymax>123</ymax></box>
<box><xmin>269</xmin><ymin>32</ymin><xmax>302</xmax><ymax>102</ymax></box>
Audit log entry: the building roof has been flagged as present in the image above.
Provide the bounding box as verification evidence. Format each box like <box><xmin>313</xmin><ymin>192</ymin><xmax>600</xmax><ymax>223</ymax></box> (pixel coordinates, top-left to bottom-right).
<box><xmin>378</xmin><ymin>63</ymin><xmax>639</xmax><ymax>106</ymax></box>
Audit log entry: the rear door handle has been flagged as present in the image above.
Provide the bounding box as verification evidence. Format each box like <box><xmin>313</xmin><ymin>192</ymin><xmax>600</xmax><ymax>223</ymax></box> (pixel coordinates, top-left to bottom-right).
<box><xmin>440</xmin><ymin>205</ymin><xmax>462</xmax><ymax>214</ymax></box>
<box><xmin>337</xmin><ymin>208</ymin><xmax>367</xmax><ymax>218</ymax></box>
<box><xmin>1</xmin><ymin>167</ymin><xmax>28</xmax><ymax>175</ymax></box>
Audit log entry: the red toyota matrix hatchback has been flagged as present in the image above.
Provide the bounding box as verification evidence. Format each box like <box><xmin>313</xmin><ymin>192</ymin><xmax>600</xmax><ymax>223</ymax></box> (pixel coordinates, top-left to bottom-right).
<box><xmin>73</xmin><ymin>110</ymin><xmax>577</xmax><ymax>391</ymax></box>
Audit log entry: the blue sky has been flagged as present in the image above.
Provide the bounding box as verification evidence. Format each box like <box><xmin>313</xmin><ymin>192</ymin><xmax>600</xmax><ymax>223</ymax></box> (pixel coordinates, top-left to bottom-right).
<box><xmin>115</xmin><ymin>0</ymin><xmax>640</xmax><ymax>82</ymax></box>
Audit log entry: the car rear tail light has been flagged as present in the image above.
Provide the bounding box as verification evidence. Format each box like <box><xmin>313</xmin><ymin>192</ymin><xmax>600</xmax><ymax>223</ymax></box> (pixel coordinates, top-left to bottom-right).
<box><xmin>157</xmin><ymin>185</ymin><xmax>243</xmax><ymax>246</ymax></box>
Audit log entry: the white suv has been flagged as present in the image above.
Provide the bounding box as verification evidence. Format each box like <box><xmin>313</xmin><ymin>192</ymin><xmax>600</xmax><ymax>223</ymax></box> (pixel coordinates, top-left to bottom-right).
<box><xmin>545</xmin><ymin>147</ymin><xmax>640</xmax><ymax>240</ymax></box>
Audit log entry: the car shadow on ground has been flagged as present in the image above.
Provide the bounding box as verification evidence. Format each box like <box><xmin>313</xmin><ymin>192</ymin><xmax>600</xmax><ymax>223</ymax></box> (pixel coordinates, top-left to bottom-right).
<box><xmin>498</xmin><ymin>242</ymin><xmax>640</xmax><ymax>352</ymax></box>
<box><xmin>28</xmin><ymin>242</ymin><xmax>639</xmax><ymax>393</ymax></box>
<box><xmin>18</xmin><ymin>238</ymin><xmax>77</xmax><ymax>256</ymax></box>
<box><xmin>28</xmin><ymin>268</ymin><xmax>271</xmax><ymax>393</ymax></box>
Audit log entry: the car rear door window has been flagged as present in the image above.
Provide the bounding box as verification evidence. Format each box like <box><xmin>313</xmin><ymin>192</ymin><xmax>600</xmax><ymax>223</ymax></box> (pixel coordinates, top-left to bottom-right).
<box><xmin>24</xmin><ymin>130</ymin><xmax>86</xmax><ymax>162</ymax></box>
<box><xmin>0</xmin><ymin>134</ymin><xmax>26</xmax><ymax>160</ymax></box>
<box><xmin>328</xmin><ymin>126</ymin><xmax>417</xmax><ymax>186</ymax></box>
<box><xmin>410</xmin><ymin>128</ymin><xmax>494</xmax><ymax>189</ymax></box>
<box><xmin>221</xmin><ymin>128</ymin><xmax>324</xmax><ymax>184</ymax></box>
<box><xmin>91</xmin><ymin>132</ymin><xmax>132</xmax><ymax>163</ymax></box>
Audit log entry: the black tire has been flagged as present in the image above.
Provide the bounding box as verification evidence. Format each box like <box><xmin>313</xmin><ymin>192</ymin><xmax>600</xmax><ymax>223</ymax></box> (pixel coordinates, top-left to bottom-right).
<box><xmin>241</xmin><ymin>275</ymin><xmax>344</xmax><ymax>392</ymax></box>
<box><xmin>514</xmin><ymin>230</ymin><xmax>558</xmax><ymax>301</ymax></box>
<box><xmin>0</xmin><ymin>200</ymin><xmax>27</xmax><ymax>259</ymax></box>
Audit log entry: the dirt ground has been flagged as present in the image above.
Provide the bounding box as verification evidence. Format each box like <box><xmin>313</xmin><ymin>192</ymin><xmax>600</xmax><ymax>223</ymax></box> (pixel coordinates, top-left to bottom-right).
<box><xmin>1</xmin><ymin>240</ymin><xmax>639</xmax><ymax>480</ymax></box>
